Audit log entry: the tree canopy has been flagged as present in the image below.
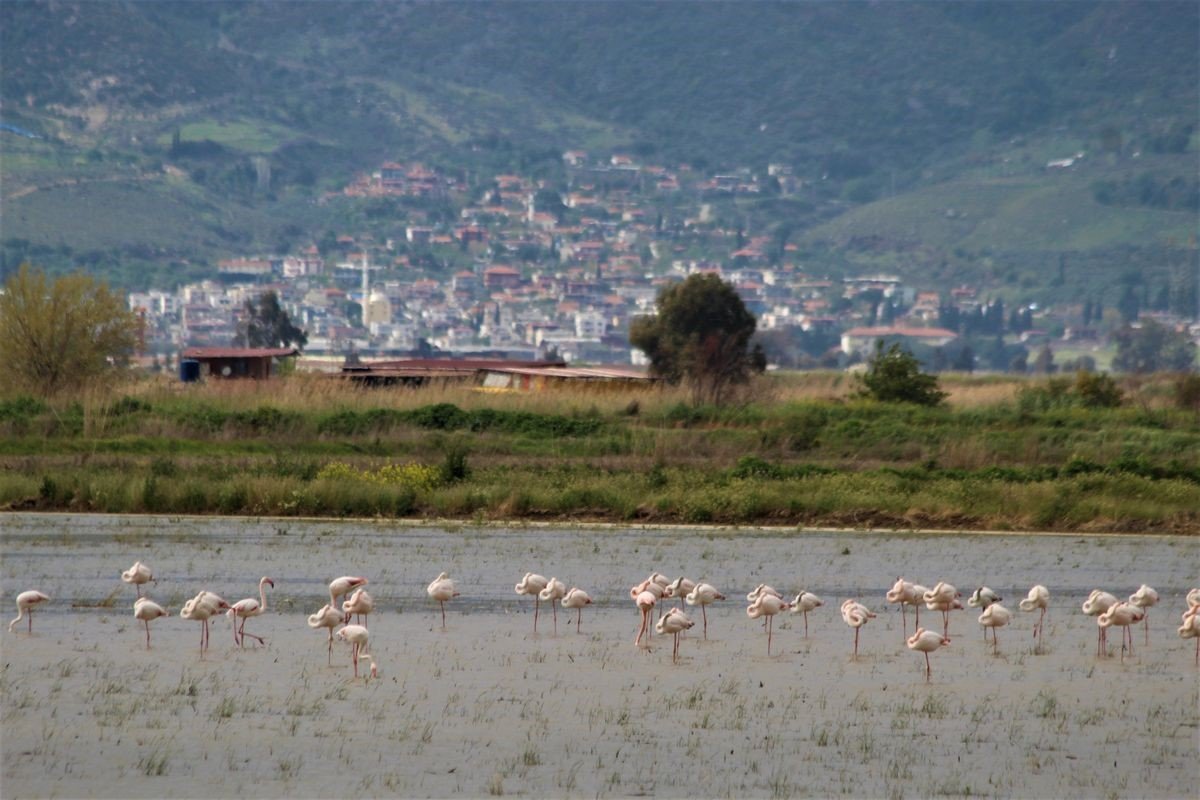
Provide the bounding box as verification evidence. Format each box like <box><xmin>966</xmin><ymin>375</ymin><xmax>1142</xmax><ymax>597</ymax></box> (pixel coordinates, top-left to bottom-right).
<box><xmin>629</xmin><ymin>273</ymin><xmax>764</xmax><ymax>404</ymax></box>
<box><xmin>235</xmin><ymin>291</ymin><xmax>307</xmax><ymax>350</ymax></box>
<box><xmin>0</xmin><ymin>264</ymin><xmax>140</xmax><ymax>396</ymax></box>
<box><xmin>857</xmin><ymin>341</ymin><xmax>946</xmax><ymax>406</ymax></box>
<box><xmin>1112</xmin><ymin>320</ymin><xmax>1196</xmax><ymax>373</ymax></box>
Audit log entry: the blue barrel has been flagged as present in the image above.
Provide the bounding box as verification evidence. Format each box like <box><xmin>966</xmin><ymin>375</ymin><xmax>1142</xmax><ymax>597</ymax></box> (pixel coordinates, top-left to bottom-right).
<box><xmin>179</xmin><ymin>359</ymin><xmax>201</xmax><ymax>383</ymax></box>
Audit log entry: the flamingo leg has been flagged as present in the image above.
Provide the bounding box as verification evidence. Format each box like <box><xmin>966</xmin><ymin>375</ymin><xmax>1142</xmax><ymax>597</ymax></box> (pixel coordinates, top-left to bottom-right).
<box><xmin>853</xmin><ymin>627</ymin><xmax>860</xmax><ymax>660</ymax></box>
<box><xmin>915</xmin><ymin>604</ymin><xmax>920</xmax><ymax>627</ymax></box>
<box><xmin>635</xmin><ymin>609</ymin><xmax>648</xmax><ymax>647</ymax></box>
<box><xmin>766</xmin><ymin>615</ymin><xmax>773</xmax><ymax>656</ymax></box>
<box><xmin>327</xmin><ymin>629</ymin><xmax>334</xmax><ymax>665</ymax></box>
<box><xmin>804</xmin><ymin>610</ymin><xmax>810</xmax><ymax>638</ymax></box>
<box><xmin>552</xmin><ymin>602</ymin><xmax>558</xmax><ymax>636</ymax></box>
<box><xmin>702</xmin><ymin>605</ymin><xmax>708</xmax><ymax>640</ymax></box>
<box><xmin>925</xmin><ymin>651</ymin><xmax>931</xmax><ymax>679</ymax></box>
<box><xmin>145</xmin><ymin>619</ymin><xmax>151</xmax><ymax>649</ymax></box>
<box><xmin>901</xmin><ymin>604</ymin><xmax>907</xmax><ymax>637</ymax></box>
<box><xmin>576</xmin><ymin>607</ymin><xmax>583</xmax><ymax>633</ymax></box>
<box><xmin>533</xmin><ymin>597</ymin><xmax>539</xmax><ymax>634</ymax></box>
<box><xmin>239</xmin><ymin>618</ymin><xmax>265</xmax><ymax>646</ymax></box>
<box><xmin>29</xmin><ymin>612</ymin><xmax>33</xmax><ymax>633</ymax></box>
<box><xmin>673</xmin><ymin>631</ymin><xmax>680</xmax><ymax>663</ymax></box>
<box><xmin>440</xmin><ymin>600</ymin><xmax>446</xmax><ymax>629</ymax></box>
<box><xmin>1143</xmin><ymin>615</ymin><xmax>1149</xmax><ymax>648</ymax></box>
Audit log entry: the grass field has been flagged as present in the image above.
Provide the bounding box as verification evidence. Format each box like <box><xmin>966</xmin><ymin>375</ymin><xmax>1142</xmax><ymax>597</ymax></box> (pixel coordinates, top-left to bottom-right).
<box><xmin>2</xmin><ymin>372</ymin><xmax>1197</xmax><ymax>532</ymax></box>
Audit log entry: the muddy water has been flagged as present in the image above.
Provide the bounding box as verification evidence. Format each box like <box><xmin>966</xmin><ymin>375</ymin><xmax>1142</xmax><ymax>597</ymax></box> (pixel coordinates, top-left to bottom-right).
<box><xmin>1</xmin><ymin>514</ymin><xmax>1196</xmax><ymax>798</ymax></box>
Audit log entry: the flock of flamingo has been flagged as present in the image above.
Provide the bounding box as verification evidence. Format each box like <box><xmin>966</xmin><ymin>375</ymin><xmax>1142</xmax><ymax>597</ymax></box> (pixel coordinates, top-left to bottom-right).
<box><xmin>7</xmin><ymin>563</ymin><xmax>1200</xmax><ymax>681</ymax></box>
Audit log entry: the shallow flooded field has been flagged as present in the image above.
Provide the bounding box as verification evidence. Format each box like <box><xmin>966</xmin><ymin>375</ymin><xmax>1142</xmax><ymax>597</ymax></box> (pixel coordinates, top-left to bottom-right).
<box><xmin>2</xmin><ymin>514</ymin><xmax>1197</xmax><ymax>799</ymax></box>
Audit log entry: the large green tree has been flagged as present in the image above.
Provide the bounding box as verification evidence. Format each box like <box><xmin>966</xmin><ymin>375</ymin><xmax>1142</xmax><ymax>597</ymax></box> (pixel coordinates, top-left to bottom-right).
<box><xmin>235</xmin><ymin>291</ymin><xmax>307</xmax><ymax>350</ymax></box>
<box><xmin>629</xmin><ymin>273</ymin><xmax>764</xmax><ymax>404</ymax></box>
<box><xmin>0</xmin><ymin>264</ymin><xmax>139</xmax><ymax>396</ymax></box>
<box><xmin>857</xmin><ymin>342</ymin><xmax>946</xmax><ymax>405</ymax></box>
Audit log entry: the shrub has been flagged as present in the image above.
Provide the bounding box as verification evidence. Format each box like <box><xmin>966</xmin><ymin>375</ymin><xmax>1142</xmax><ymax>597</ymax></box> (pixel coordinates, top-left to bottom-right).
<box><xmin>1174</xmin><ymin>372</ymin><xmax>1200</xmax><ymax>411</ymax></box>
<box><xmin>857</xmin><ymin>343</ymin><xmax>946</xmax><ymax>406</ymax></box>
<box><xmin>1074</xmin><ymin>371</ymin><xmax>1122</xmax><ymax>408</ymax></box>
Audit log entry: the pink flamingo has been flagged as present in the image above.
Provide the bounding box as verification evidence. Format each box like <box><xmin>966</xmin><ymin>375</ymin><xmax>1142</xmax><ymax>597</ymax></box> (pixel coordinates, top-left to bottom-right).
<box><xmin>747</xmin><ymin>593</ymin><xmax>790</xmax><ymax>656</ymax></box>
<box><xmin>630</xmin><ymin>578</ymin><xmax>666</xmax><ymax>640</ymax></box>
<box><xmin>1127</xmin><ymin>584</ymin><xmax>1159</xmax><ymax>647</ymax></box>
<box><xmin>133</xmin><ymin>597</ymin><xmax>169</xmax><ymax>649</ymax></box>
<box><xmin>1178</xmin><ymin>603</ymin><xmax>1200</xmax><ymax>665</ymax></box>
<box><xmin>841</xmin><ymin>599</ymin><xmax>876</xmax><ymax>660</ymax></box>
<box><xmin>1082</xmin><ymin>589</ymin><xmax>1119</xmax><ymax>657</ymax></box>
<box><xmin>426</xmin><ymin>572</ymin><xmax>459</xmax><ymax>629</ymax></box>
<box><xmin>886</xmin><ymin>578</ymin><xmax>925</xmax><ymax>636</ymax></box>
<box><xmin>561</xmin><ymin>587</ymin><xmax>592</xmax><ymax>633</ymax></box>
<box><xmin>633</xmin><ymin>588</ymin><xmax>657</xmax><ymax>647</ymax></box>
<box><xmin>228</xmin><ymin>576</ymin><xmax>273</xmax><ymax>647</ymax></box>
<box><xmin>1098</xmin><ymin>601</ymin><xmax>1144</xmax><ymax>662</ymax></box>
<box><xmin>655</xmin><ymin>607</ymin><xmax>695</xmax><ymax>663</ymax></box>
<box><xmin>539</xmin><ymin>577</ymin><xmax>567</xmax><ymax>635</ymax></box>
<box><xmin>1019</xmin><ymin>585</ymin><xmax>1050</xmax><ymax>648</ymax></box>
<box><xmin>336</xmin><ymin>624</ymin><xmax>371</xmax><ymax>678</ymax></box>
<box><xmin>9</xmin><ymin>590</ymin><xmax>50</xmax><ymax>633</ymax></box>
<box><xmin>665</xmin><ymin>577</ymin><xmax>696</xmax><ymax>610</ymax></box>
<box><xmin>342</xmin><ymin>586</ymin><xmax>374</xmax><ymax>626</ymax></box>
<box><xmin>923</xmin><ymin>582</ymin><xmax>961</xmax><ymax>638</ymax></box>
<box><xmin>906</xmin><ymin>627</ymin><xmax>950</xmax><ymax>680</ymax></box>
<box><xmin>307</xmin><ymin>603</ymin><xmax>348</xmax><ymax>664</ymax></box>
<box><xmin>789</xmin><ymin>590</ymin><xmax>823</xmax><ymax>638</ymax></box>
<box><xmin>978</xmin><ymin>603</ymin><xmax>1012</xmax><ymax>655</ymax></box>
<box><xmin>515</xmin><ymin>573</ymin><xmax>549</xmax><ymax>633</ymax></box>
<box><xmin>179</xmin><ymin>591</ymin><xmax>230</xmax><ymax>657</ymax></box>
<box><xmin>685</xmin><ymin>582</ymin><xmax>725</xmax><ymax>640</ymax></box>
<box><xmin>121</xmin><ymin>561</ymin><xmax>155</xmax><ymax>598</ymax></box>
<box><xmin>328</xmin><ymin>576</ymin><xmax>368</xmax><ymax>608</ymax></box>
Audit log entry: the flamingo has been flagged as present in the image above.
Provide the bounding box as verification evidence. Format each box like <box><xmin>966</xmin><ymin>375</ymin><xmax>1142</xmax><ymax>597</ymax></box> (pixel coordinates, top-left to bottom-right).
<box><xmin>923</xmin><ymin>582</ymin><xmax>962</xmax><ymax>638</ymax></box>
<box><xmin>179</xmin><ymin>591</ymin><xmax>230</xmax><ymax>656</ymax></box>
<box><xmin>746</xmin><ymin>593</ymin><xmax>790</xmax><ymax>656</ymax></box>
<box><xmin>121</xmin><ymin>561</ymin><xmax>155</xmax><ymax>598</ymax></box>
<box><xmin>1127</xmin><ymin>584</ymin><xmax>1159</xmax><ymax>647</ymax></box>
<box><xmin>1082</xmin><ymin>590</ymin><xmax>1119</xmax><ymax>657</ymax></box>
<box><xmin>561</xmin><ymin>587</ymin><xmax>592</xmax><ymax>633</ymax></box>
<box><xmin>1098</xmin><ymin>601</ymin><xmax>1144</xmax><ymax>662</ymax></box>
<box><xmin>664</xmin><ymin>577</ymin><xmax>696</xmax><ymax>610</ymax></box>
<box><xmin>968</xmin><ymin>586</ymin><xmax>1002</xmax><ymax>638</ymax></box>
<box><xmin>685</xmin><ymin>582</ymin><xmax>725</xmax><ymax>640</ymax></box>
<box><xmin>426</xmin><ymin>572</ymin><xmax>459</xmax><ymax>629</ymax></box>
<box><xmin>228</xmin><ymin>576</ymin><xmax>274</xmax><ymax>647</ymax></box>
<box><xmin>515</xmin><ymin>573</ymin><xmax>549</xmax><ymax>633</ymax></box>
<box><xmin>630</xmin><ymin>579</ymin><xmax>666</xmax><ymax>641</ymax></box>
<box><xmin>342</xmin><ymin>586</ymin><xmax>374</xmax><ymax>626</ymax></box>
<box><xmin>886</xmin><ymin>578</ymin><xmax>925</xmax><ymax>636</ymax></box>
<box><xmin>1019</xmin><ymin>585</ymin><xmax>1050</xmax><ymax>648</ymax></box>
<box><xmin>539</xmin><ymin>577</ymin><xmax>567</xmax><ymax>635</ymax></box>
<box><xmin>978</xmin><ymin>603</ymin><xmax>1012</xmax><ymax>654</ymax></box>
<box><xmin>789</xmin><ymin>590</ymin><xmax>823</xmax><ymax>638</ymax></box>
<box><xmin>633</xmin><ymin>589</ymin><xmax>657</xmax><ymax>647</ymax></box>
<box><xmin>336</xmin><ymin>624</ymin><xmax>371</xmax><ymax>678</ymax></box>
<box><xmin>1188</xmin><ymin>588</ymin><xmax>1200</xmax><ymax>607</ymax></box>
<box><xmin>906</xmin><ymin>627</ymin><xmax>950</xmax><ymax>680</ymax></box>
<box><xmin>9</xmin><ymin>590</ymin><xmax>50</xmax><ymax>633</ymax></box>
<box><xmin>841</xmin><ymin>599</ymin><xmax>876</xmax><ymax>660</ymax></box>
<box><xmin>307</xmin><ymin>603</ymin><xmax>348</xmax><ymax>664</ymax></box>
<box><xmin>133</xmin><ymin>597</ymin><xmax>169</xmax><ymax>649</ymax></box>
<box><xmin>328</xmin><ymin>576</ymin><xmax>368</xmax><ymax>608</ymax></box>
<box><xmin>655</xmin><ymin>607</ymin><xmax>695</xmax><ymax>663</ymax></box>
<box><xmin>1178</xmin><ymin>603</ymin><xmax>1200</xmax><ymax>665</ymax></box>
<box><xmin>747</xmin><ymin>583</ymin><xmax>782</xmax><ymax>603</ymax></box>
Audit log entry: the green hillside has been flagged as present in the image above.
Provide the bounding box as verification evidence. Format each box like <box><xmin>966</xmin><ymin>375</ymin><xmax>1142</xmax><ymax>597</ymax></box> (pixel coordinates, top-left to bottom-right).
<box><xmin>1</xmin><ymin>1</ymin><xmax>1196</xmax><ymax>294</ymax></box>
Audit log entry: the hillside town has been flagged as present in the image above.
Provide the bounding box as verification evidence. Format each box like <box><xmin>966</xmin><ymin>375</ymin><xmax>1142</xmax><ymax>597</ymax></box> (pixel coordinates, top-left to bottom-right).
<box><xmin>127</xmin><ymin>150</ymin><xmax>1198</xmax><ymax>373</ymax></box>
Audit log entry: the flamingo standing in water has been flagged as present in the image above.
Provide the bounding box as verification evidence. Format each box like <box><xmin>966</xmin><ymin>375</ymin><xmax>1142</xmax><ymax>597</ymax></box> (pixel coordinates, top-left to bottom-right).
<box><xmin>1127</xmin><ymin>584</ymin><xmax>1159</xmax><ymax>647</ymax></box>
<box><xmin>9</xmin><ymin>590</ymin><xmax>50</xmax><ymax>633</ymax></box>
<box><xmin>1098</xmin><ymin>601</ymin><xmax>1144</xmax><ymax>662</ymax></box>
<box><xmin>328</xmin><ymin>576</ymin><xmax>368</xmax><ymax>608</ymax></box>
<box><xmin>336</xmin><ymin>624</ymin><xmax>371</xmax><ymax>678</ymax></box>
<box><xmin>179</xmin><ymin>591</ymin><xmax>230</xmax><ymax>656</ymax></box>
<box><xmin>342</xmin><ymin>586</ymin><xmax>374</xmax><ymax>626</ymax></box>
<box><xmin>968</xmin><ymin>587</ymin><xmax>1002</xmax><ymax>640</ymax></box>
<box><xmin>655</xmin><ymin>607</ymin><xmax>695</xmax><ymax>663</ymax></box>
<box><xmin>426</xmin><ymin>572</ymin><xmax>459</xmax><ymax>629</ymax></box>
<box><xmin>1178</xmin><ymin>603</ymin><xmax>1200</xmax><ymax>665</ymax></box>
<box><xmin>685</xmin><ymin>582</ymin><xmax>725</xmax><ymax>640</ymax></box>
<box><xmin>1019</xmin><ymin>585</ymin><xmax>1050</xmax><ymax>648</ymax></box>
<box><xmin>121</xmin><ymin>561</ymin><xmax>155</xmax><ymax>598</ymax></box>
<box><xmin>923</xmin><ymin>582</ymin><xmax>962</xmax><ymax>638</ymax></box>
<box><xmin>539</xmin><ymin>577</ymin><xmax>567</xmax><ymax>635</ymax></box>
<box><xmin>665</xmin><ymin>577</ymin><xmax>696</xmax><ymax>610</ymax></box>
<box><xmin>886</xmin><ymin>578</ymin><xmax>925</xmax><ymax>636</ymax></box>
<box><xmin>978</xmin><ymin>603</ymin><xmax>1012</xmax><ymax>655</ymax></box>
<box><xmin>633</xmin><ymin>588</ymin><xmax>657</xmax><ymax>647</ymax></box>
<box><xmin>789</xmin><ymin>590</ymin><xmax>823</xmax><ymax>638</ymax></box>
<box><xmin>307</xmin><ymin>603</ymin><xmax>348</xmax><ymax>664</ymax></box>
<box><xmin>561</xmin><ymin>587</ymin><xmax>592</xmax><ymax>633</ymax></box>
<box><xmin>228</xmin><ymin>577</ymin><xmax>274</xmax><ymax>647</ymax></box>
<box><xmin>747</xmin><ymin>593</ymin><xmax>790</xmax><ymax>656</ymax></box>
<box><xmin>133</xmin><ymin>597</ymin><xmax>169</xmax><ymax>649</ymax></box>
<box><xmin>906</xmin><ymin>627</ymin><xmax>950</xmax><ymax>680</ymax></box>
<box><xmin>1082</xmin><ymin>589</ymin><xmax>1119</xmax><ymax>657</ymax></box>
<box><xmin>515</xmin><ymin>573</ymin><xmax>549</xmax><ymax>634</ymax></box>
<box><xmin>630</xmin><ymin>578</ymin><xmax>666</xmax><ymax>641</ymax></box>
<box><xmin>841</xmin><ymin>599</ymin><xmax>876</xmax><ymax>660</ymax></box>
